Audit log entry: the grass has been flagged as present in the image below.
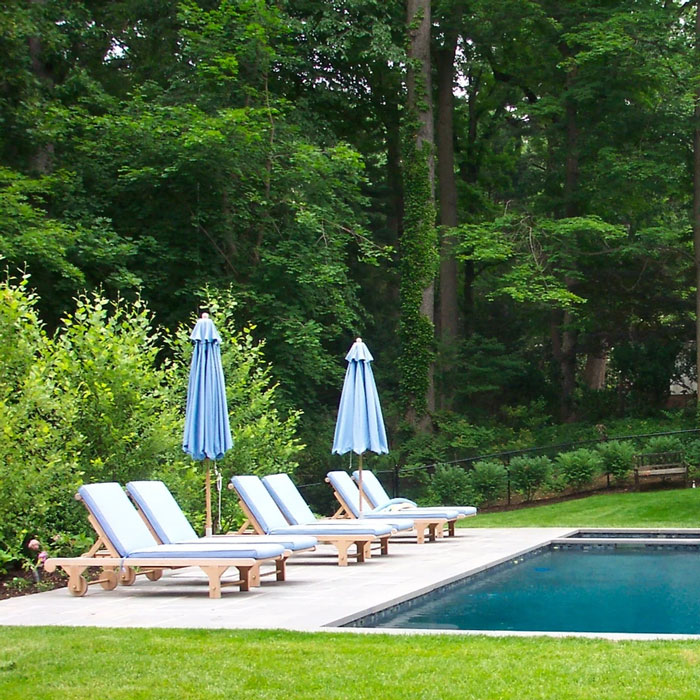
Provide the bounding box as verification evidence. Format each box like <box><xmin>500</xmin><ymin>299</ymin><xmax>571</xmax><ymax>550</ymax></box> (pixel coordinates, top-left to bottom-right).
<box><xmin>461</xmin><ymin>487</ymin><xmax>700</xmax><ymax>528</ymax></box>
<box><xmin>3</xmin><ymin>626</ymin><xmax>700</xmax><ymax>699</ymax></box>
<box><xmin>4</xmin><ymin>487</ymin><xmax>700</xmax><ymax>699</ymax></box>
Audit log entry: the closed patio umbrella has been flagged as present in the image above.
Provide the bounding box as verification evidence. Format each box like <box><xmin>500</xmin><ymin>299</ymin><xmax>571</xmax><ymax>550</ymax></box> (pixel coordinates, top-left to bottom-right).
<box><xmin>332</xmin><ymin>338</ymin><xmax>388</xmax><ymax>512</ymax></box>
<box><xmin>182</xmin><ymin>313</ymin><xmax>233</xmax><ymax>536</ymax></box>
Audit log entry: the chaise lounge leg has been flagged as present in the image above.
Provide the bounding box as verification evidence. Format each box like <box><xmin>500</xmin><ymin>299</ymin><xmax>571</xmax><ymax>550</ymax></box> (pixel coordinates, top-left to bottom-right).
<box><xmin>356</xmin><ymin>541</ymin><xmax>367</xmax><ymax>563</ymax></box>
<box><xmin>201</xmin><ymin>565</ymin><xmax>227</xmax><ymax>598</ymax></box>
<box><xmin>45</xmin><ymin>561</ymin><xmax>89</xmax><ymax>597</ymax></box>
<box><xmin>447</xmin><ymin>522</ymin><xmax>456</xmax><ymax>537</ymax></box>
<box><xmin>275</xmin><ymin>557</ymin><xmax>286</xmax><ymax>582</ymax></box>
<box><xmin>380</xmin><ymin>536</ymin><xmax>389</xmax><ymax>556</ymax></box>
<box><xmin>67</xmin><ymin>568</ymin><xmax>89</xmax><ymax>596</ymax></box>
<box><xmin>250</xmin><ymin>563</ymin><xmax>261</xmax><ymax>587</ymax></box>
<box><xmin>335</xmin><ymin>541</ymin><xmax>351</xmax><ymax>566</ymax></box>
<box><xmin>415</xmin><ymin>525</ymin><xmax>427</xmax><ymax>545</ymax></box>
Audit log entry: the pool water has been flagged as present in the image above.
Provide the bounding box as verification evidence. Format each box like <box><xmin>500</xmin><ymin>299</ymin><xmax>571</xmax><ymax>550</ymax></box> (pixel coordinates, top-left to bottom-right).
<box><xmin>354</xmin><ymin>546</ymin><xmax>700</xmax><ymax>634</ymax></box>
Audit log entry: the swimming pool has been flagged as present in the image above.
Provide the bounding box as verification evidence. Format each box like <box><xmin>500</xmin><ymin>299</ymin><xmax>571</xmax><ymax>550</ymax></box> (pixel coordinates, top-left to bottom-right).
<box><xmin>348</xmin><ymin>535</ymin><xmax>700</xmax><ymax>634</ymax></box>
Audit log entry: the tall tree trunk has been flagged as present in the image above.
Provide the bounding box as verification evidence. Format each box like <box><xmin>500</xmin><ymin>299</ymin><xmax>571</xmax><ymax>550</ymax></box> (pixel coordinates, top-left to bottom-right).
<box><xmin>436</xmin><ymin>51</ymin><xmax>459</xmax><ymax>338</ymax></box>
<box><xmin>27</xmin><ymin>0</ymin><xmax>54</xmax><ymax>175</ymax></box>
<box><xmin>461</xmin><ymin>68</ymin><xmax>482</xmax><ymax>335</ymax></box>
<box><xmin>436</xmin><ymin>33</ymin><xmax>460</xmax><ymax>344</ymax></box>
<box><xmin>583</xmin><ymin>352</ymin><xmax>607</xmax><ymax>390</ymax></box>
<box><xmin>694</xmin><ymin>1</ymin><xmax>700</xmax><ymax>404</ymax></box>
<box><xmin>435</xmin><ymin>33</ymin><xmax>460</xmax><ymax>410</ymax></box>
<box><xmin>554</xmin><ymin>57</ymin><xmax>580</xmax><ymax>421</ymax></box>
<box><xmin>399</xmin><ymin>0</ymin><xmax>438</xmax><ymax>430</ymax></box>
<box><xmin>408</xmin><ymin>0</ymin><xmax>436</xmax><ymax>321</ymax></box>
<box><xmin>551</xmin><ymin>308</ymin><xmax>578</xmax><ymax>421</ymax></box>
<box><xmin>406</xmin><ymin>0</ymin><xmax>434</xmax><ymax>190</ymax></box>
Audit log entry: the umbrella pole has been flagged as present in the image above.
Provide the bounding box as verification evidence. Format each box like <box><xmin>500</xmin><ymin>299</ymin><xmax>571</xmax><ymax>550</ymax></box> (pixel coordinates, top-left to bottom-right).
<box><xmin>205</xmin><ymin>459</ymin><xmax>213</xmax><ymax>537</ymax></box>
<box><xmin>358</xmin><ymin>453</ymin><xmax>363</xmax><ymax>515</ymax></box>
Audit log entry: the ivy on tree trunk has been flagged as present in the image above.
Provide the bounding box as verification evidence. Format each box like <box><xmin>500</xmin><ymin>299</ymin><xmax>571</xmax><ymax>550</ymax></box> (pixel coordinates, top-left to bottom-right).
<box><xmin>400</xmin><ymin>0</ymin><xmax>438</xmax><ymax>426</ymax></box>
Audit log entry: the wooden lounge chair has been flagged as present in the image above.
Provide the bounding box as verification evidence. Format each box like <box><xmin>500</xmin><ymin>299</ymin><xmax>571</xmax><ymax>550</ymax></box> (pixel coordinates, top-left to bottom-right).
<box><xmin>326</xmin><ymin>470</ymin><xmax>464</xmax><ymax>544</ymax></box>
<box><xmin>261</xmin><ymin>473</ymin><xmax>416</xmax><ymax>538</ymax></box>
<box><xmin>353</xmin><ymin>469</ymin><xmax>477</xmax><ymax>518</ymax></box>
<box><xmin>126</xmin><ymin>480</ymin><xmax>317</xmax><ymax>554</ymax></box>
<box><xmin>44</xmin><ymin>482</ymin><xmax>289</xmax><ymax>599</ymax></box>
<box><xmin>230</xmin><ymin>475</ymin><xmax>399</xmax><ymax>566</ymax></box>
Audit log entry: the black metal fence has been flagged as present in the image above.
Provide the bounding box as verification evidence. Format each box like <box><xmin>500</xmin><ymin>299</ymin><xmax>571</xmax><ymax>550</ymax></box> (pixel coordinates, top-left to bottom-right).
<box><xmin>298</xmin><ymin>428</ymin><xmax>700</xmax><ymax>513</ymax></box>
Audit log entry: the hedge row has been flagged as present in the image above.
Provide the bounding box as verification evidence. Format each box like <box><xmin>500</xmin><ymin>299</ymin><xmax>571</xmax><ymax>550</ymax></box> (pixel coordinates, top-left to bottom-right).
<box><xmin>425</xmin><ymin>435</ymin><xmax>696</xmax><ymax>508</ymax></box>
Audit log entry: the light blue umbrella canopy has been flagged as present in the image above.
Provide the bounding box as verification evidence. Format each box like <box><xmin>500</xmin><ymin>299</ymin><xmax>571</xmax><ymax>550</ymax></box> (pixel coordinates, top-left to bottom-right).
<box><xmin>183</xmin><ymin>314</ymin><xmax>233</xmax><ymax>460</ymax></box>
<box><xmin>182</xmin><ymin>313</ymin><xmax>233</xmax><ymax>534</ymax></box>
<box><xmin>332</xmin><ymin>338</ymin><xmax>388</xmax><ymax>457</ymax></box>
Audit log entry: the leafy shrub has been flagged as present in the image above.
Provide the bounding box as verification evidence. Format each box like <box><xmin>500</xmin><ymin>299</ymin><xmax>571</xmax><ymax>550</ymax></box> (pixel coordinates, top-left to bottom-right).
<box><xmin>206</xmin><ymin>291</ymin><xmax>304</xmax><ymax>477</ymax></box>
<box><xmin>427</xmin><ymin>464</ymin><xmax>477</xmax><ymax>507</ymax></box>
<box><xmin>500</xmin><ymin>398</ymin><xmax>552</xmax><ymax>432</ymax></box>
<box><xmin>0</xmin><ymin>276</ymin><xmax>85</xmax><ymax>567</ymax></box>
<box><xmin>470</xmin><ymin>460</ymin><xmax>508</xmax><ymax>505</ymax></box>
<box><xmin>435</xmin><ymin>414</ymin><xmax>498</xmax><ymax>455</ymax></box>
<box><xmin>682</xmin><ymin>439</ymin><xmax>700</xmax><ymax>476</ymax></box>
<box><xmin>507</xmin><ymin>455</ymin><xmax>551</xmax><ymax>501</ymax></box>
<box><xmin>596</xmin><ymin>441</ymin><xmax>637</xmax><ymax>483</ymax></box>
<box><xmin>52</xmin><ymin>293</ymin><xmax>181</xmax><ymax>485</ymax></box>
<box><xmin>0</xmin><ymin>275</ymin><xmax>307</xmax><ymax>563</ymax></box>
<box><xmin>554</xmin><ymin>448</ymin><xmax>602</xmax><ymax>489</ymax></box>
<box><xmin>641</xmin><ymin>436</ymin><xmax>683</xmax><ymax>455</ymax></box>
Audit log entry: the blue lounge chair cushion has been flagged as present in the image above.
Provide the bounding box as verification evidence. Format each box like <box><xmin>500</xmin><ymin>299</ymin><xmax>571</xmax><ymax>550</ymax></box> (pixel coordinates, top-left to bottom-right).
<box><xmin>263</xmin><ymin>473</ymin><xmax>414</xmax><ymax>533</ymax></box>
<box><xmin>272</xmin><ymin>523</ymin><xmax>395</xmax><ymax>536</ymax></box>
<box><xmin>126</xmin><ymin>480</ymin><xmax>199</xmax><ymax>543</ymax></box>
<box><xmin>261</xmin><ymin>473</ymin><xmax>324</xmax><ymax>526</ymax></box>
<box><xmin>197</xmin><ymin>534</ymin><xmax>317</xmax><ymax>551</ymax></box>
<box><xmin>232</xmin><ymin>475</ymin><xmax>396</xmax><ymax>536</ymax></box>
<box><xmin>79</xmin><ymin>483</ymin><xmax>161</xmax><ymax>556</ymax></box>
<box><xmin>126</xmin><ymin>480</ymin><xmax>317</xmax><ymax>552</ymax></box>
<box><xmin>79</xmin><ymin>483</ymin><xmax>285</xmax><ymax>560</ymax></box>
<box><xmin>231</xmin><ymin>475</ymin><xmax>299</xmax><ymax>533</ymax></box>
<box><xmin>353</xmin><ymin>470</ymin><xmax>477</xmax><ymax>517</ymax></box>
<box><xmin>327</xmin><ymin>471</ymin><xmax>461</xmax><ymax>520</ymax></box>
<box><xmin>128</xmin><ymin>543</ymin><xmax>286</xmax><ymax>559</ymax></box>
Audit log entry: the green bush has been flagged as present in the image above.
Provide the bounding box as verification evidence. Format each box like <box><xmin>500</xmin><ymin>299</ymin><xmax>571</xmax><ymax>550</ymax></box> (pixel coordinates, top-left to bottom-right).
<box><xmin>0</xmin><ymin>276</ymin><xmax>85</xmax><ymax>569</ymax></box>
<box><xmin>427</xmin><ymin>464</ymin><xmax>477</xmax><ymax>507</ymax></box>
<box><xmin>52</xmin><ymin>293</ymin><xmax>181</xmax><ymax>485</ymax></box>
<box><xmin>554</xmin><ymin>448</ymin><xmax>603</xmax><ymax>489</ymax></box>
<box><xmin>470</xmin><ymin>460</ymin><xmax>508</xmax><ymax>506</ymax></box>
<box><xmin>0</xmin><ymin>276</ymin><xmax>308</xmax><ymax>565</ymax></box>
<box><xmin>641</xmin><ymin>435</ymin><xmax>683</xmax><ymax>455</ymax></box>
<box><xmin>507</xmin><ymin>455</ymin><xmax>551</xmax><ymax>501</ymax></box>
<box><xmin>596</xmin><ymin>441</ymin><xmax>637</xmax><ymax>483</ymax></box>
<box><xmin>682</xmin><ymin>439</ymin><xmax>700</xmax><ymax>476</ymax></box>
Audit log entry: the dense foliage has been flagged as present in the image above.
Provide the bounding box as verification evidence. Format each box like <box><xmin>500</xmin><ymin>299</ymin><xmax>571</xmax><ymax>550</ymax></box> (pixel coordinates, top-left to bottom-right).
<box><xmin>0</xmin><ymin>276</ymin><xmax>300</xmax><ymax>570</ymax></box>
<box><xmin>2</xmin><ymin>1</ymin><xmax>700</xmax><ymax>548</ymax></box>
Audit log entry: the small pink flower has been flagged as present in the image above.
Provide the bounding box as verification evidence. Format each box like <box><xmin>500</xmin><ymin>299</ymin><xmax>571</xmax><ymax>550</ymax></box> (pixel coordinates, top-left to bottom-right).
<box><xmin>38</xmin><ymin>551</ymin><xmax>48</xmax><ymax>565</ymax></box>
<box><xmin>27</xmin><ymin>539</ymin><xmax>40</xmax><ymax>551</ymax></box>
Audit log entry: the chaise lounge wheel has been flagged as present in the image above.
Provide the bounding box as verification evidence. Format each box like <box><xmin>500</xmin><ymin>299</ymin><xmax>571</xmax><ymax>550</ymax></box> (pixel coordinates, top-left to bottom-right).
<box><xmin>68</xmin><ymin>576</ymin><xmax>88</xmax><ymax>597</ymax></box>
<box><xmin>145</xmin><ymin>569</ymin><xmax>162</xmax><ymax>581</ymax></box>
<box><xmin>119</xmin><ymin>567</ymin><xmax>136</xmax><ymax>586</ymax></box>
<box><xmin>99</xmin><ymin>569</ymin><xmax>119</xmax><ymax>590</ymax></box>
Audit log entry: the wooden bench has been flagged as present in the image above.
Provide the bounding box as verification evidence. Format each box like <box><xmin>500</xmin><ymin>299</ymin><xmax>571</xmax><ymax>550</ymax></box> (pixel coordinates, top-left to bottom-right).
<box><xmin>634</xmin><ymin>451</ymin><xmax>687</xmax><ymax>489</ymax></box>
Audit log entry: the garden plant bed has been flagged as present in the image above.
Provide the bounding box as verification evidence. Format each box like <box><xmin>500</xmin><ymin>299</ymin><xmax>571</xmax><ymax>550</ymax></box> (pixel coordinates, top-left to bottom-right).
<box><xmin>0</xmin><ymin>567</ymin><xmax>67</xmax><ymax>601</ymax></box>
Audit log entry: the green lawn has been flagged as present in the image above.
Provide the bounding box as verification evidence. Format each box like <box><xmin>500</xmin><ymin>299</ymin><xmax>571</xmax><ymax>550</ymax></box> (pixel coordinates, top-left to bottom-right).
<box><xmin>2</xmin><ymin>626</ymin><xmax>700</xmax><ymax>699</ymax></box>
<box><xmin>461</xmin><ymin>486</ymin><xmax>700</xmax><ymax>528</ymax></box>
<box><xmin>4</xmin><ymin>488</ymin><xmax>700</xmax><ymax>699</ymax></box>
